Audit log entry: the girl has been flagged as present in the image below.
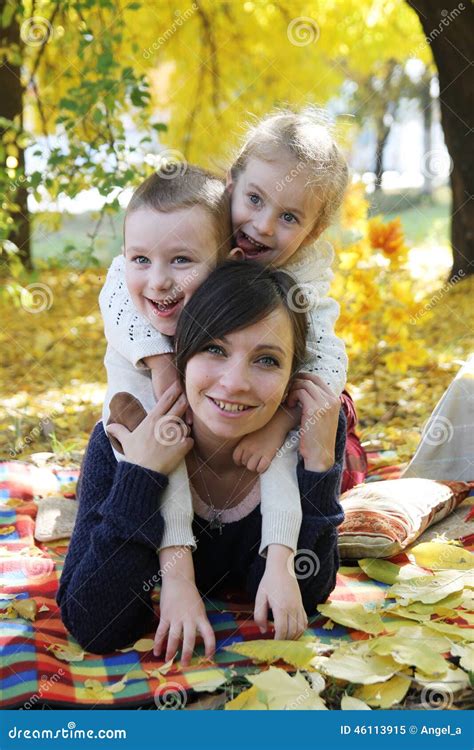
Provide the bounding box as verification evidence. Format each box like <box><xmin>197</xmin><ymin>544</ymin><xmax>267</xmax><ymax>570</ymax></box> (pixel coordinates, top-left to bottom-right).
<box><xmin>57</xmin><ymin>261</ymin><xmax>346</xmax><ymax>664</ymax></box>
<box><xmin>100</xmin><ymin>106</ymin><xmax>351</xmax><ymax>566</ymax></box>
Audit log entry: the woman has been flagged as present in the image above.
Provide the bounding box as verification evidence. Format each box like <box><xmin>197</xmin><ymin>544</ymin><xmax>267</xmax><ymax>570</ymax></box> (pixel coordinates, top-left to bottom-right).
<box><xmin>57</xmin><ymin>261</ymin><xmax>346</xmax><ymax>665</ymax></box>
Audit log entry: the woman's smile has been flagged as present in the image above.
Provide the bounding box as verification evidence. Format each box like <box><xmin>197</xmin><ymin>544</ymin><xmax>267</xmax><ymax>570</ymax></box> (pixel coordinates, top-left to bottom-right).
<box><xmin>206</xmin><ymin>394</ymin><xmax>259</xmax><ymax>417</ymax></box>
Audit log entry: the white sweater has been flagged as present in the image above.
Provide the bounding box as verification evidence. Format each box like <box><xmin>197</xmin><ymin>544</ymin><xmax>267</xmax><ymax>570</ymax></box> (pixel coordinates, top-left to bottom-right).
<box><xmin>99</xmin><ymin>244</ymin><xmax>348</xmax><ymax>555</ymax></box>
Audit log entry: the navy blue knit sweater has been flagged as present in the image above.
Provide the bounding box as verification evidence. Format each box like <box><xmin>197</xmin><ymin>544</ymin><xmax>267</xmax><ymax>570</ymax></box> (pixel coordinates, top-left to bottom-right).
<box><xmin>57</xmin><ymin>410</ymin><xmax>346</xmax><ymax>654</ymax></box>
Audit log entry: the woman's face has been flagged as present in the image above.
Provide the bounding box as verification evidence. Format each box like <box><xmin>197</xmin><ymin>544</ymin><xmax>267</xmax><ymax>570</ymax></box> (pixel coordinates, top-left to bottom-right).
<box><xmin>184</xmin><ymin>307</ymin><xmax>294</xmax><ymax>441</ymax></box>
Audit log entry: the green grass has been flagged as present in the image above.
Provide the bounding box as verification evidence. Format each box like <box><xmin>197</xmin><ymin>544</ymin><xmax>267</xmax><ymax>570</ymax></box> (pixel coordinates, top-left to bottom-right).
<box><xmin>369</xmin><ymin>186</ymin><xmax>450</xmax><ymax>247</ymax></box>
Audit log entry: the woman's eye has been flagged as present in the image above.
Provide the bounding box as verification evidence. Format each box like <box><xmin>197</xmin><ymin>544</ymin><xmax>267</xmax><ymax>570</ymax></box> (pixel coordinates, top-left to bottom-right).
<box><xmin>133</xmin><ymin>255</ymin><xmax>150</xmax><ymax>264</ymax></box>
<box><xmin>257</xmin><ymin>355</ymin><xmax>279</xmax><ymax>368</ymax></box>
<box><xmin>173</xmin><ymin>256</ymin><xmax>190</xmax><ymax>265</ymax></box>
<box><xmin>282</xmin><ymin>211</ymin><xmax>297</xmax><ymax>224</ymax></box>
<box><xmin>248</xmin><ymin>193</ymin><xmax>261</xmax><ymax>206</ymax></box>
<box><xmin>205</xmin><ymin>344</ymin><xmax>225</xmax><ymax>356</ymax></box>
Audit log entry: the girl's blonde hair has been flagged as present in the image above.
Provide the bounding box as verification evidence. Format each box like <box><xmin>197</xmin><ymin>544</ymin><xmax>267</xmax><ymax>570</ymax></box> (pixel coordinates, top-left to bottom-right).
<box><xmin>230</xmin><ymin>106</ymin><xmax>349</xmax><ymax>238</ymax></box>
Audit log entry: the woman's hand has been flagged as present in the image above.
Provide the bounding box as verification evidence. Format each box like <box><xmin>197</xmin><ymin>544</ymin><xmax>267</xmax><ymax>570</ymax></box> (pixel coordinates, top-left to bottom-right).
<box><xmin>106</xmin><ymin>382</ymin><xmax>194</xmax><ymax>475</ymax></box>
<box><xmin>254</xmin><ymin>554</ymin><xmax>308</xmax><ymax>640</ymax></box>
<box><xmin>287</xmin><ymin>373</ymin><xmax>340</xmax><ymax>472</ymax></box>
<box><xmin>153</xmin><ymin>576</ymin><xmax>216</xmax><ymax>667</ymax></box>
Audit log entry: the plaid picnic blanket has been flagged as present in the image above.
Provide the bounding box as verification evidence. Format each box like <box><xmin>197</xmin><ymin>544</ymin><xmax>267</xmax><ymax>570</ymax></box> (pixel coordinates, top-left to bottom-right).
<box><xmin>1</xmin><ymin>458</ymin><xmax>471</xmax><ymax>709</ymax></box>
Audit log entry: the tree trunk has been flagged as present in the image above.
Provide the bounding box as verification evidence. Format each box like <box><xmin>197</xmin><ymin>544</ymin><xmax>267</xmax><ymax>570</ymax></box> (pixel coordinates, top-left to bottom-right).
<box><xmin>407</xmin><ymin>0</ymin><xmax>474</xmax><ymax>279</ymax></box>
<box><xmin>420</xmin><ymin>78</ymin><xmax>433</xmax><ymax>197</ymax></box>
<box><xmin>0</xmin><ymin>3</ymin><xmax>31</xmax><ymax>270</ymax></box>
<box><xmin>374</xmin><ymin>124</ymin><xmax>390</xmax><ymax>192</ymax></box>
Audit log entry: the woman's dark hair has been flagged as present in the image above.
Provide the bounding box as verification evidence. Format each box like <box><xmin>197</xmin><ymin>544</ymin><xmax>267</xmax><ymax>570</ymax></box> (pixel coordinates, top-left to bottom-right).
<box><xmin>175</xmin><ymin>260</ymin><xmax>308</xmax><ymax>381</ymax></box>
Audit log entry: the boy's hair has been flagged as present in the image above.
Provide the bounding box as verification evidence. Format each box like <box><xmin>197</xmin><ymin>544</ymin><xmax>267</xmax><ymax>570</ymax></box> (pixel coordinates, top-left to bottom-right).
<box><xmin>175</xmin><ymin>259</ymin><xmax>308</xmax><ymax>382</ymax></box>
<box><xmin>230</xmin><ymin>106</ymin><xmax>349</xmax><ymax>238</ymax></box>
<box><xmin>126</xmin><ymin>165</ymin><xmax>232</xmax><ymax>262</ymax></box>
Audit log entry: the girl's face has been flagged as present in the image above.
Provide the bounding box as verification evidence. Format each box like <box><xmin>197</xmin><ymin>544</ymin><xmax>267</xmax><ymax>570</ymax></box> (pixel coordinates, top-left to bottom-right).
<box><xmin>184</xmin><ymin>307</ymin><xmax>293</xmax><ymax>441</ymax></box>
<box><xmin>124</xmin><ymin>205</ymin><xmax>218</xmax><ymax>337</ymax></box>
<box><xmin>227</xmin><ymin>155</ymin><xmax>321</xmax><ymax>267</ymax></box>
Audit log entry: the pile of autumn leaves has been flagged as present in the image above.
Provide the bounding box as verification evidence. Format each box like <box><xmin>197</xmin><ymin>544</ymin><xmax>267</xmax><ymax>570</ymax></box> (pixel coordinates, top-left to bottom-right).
<box><xmin>222</xmin><ymin>540</ymin><xmax>473</xmax><ymax>709</ymax></box>
<box><xmin>2</xmin><ymin>538</ymin><xmax>471</xmax><ymax>709</ymax></box>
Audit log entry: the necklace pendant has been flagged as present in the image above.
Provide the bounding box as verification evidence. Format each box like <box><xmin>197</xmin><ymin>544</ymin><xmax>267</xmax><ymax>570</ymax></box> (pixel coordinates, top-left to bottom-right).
<box><xmin>210</xmin><ymin>515</ymin><xmax>224</xmax><ymax>534</ymax></box>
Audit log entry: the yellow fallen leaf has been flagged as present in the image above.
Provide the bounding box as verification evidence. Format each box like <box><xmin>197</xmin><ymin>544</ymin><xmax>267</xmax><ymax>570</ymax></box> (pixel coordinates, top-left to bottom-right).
<box><xmin>425</xmin><ymin>620</ymin><xmax>474</xmax><ymax>642</ymax></box>
<box><xmin>39</xmin><ymin>604</ymin><xmax>50</xmax><ymax>612</ymax></box>
<box><xmin>414</xmin><ymin>666</ymin><xmax>470</xmax><ymax>693</ymax></box>
<box><xmin>247</xmin><ymin>667</ymin><xmax>327</xmax><ymax>710</ymax></box>
<box><xmin>186</xmin><ymin>669</ymin><xmax>228</xmax><ymax>693</ymax></box>
<box><xmin>387</xmin><ymin>570</ymin><xmax>465</xmax><ymax>605</ymax></box>
<box><xmin>321</xmin><ymin>642</ymin><xmax>399</xmax><ymax>685</ymax></box>
<box><xmin>225</xmin><ymin>684</ymin><xmax>267</xmax><ymax>710</ymax></box>
<box><xmin>317</xmin><ymin>601</ymin><xmax>385</xmax><ymax>635</ymax></box>
<box><xmin>12</xmin><ymin>598</ymin><xmax>38</xmax><ymax>621</ymax></box>
<box><xmin>0</xmin><ymin>605</ymin><xmax>16</xmax><ymax>619</ymax></box>
<box><xmin>409</xmin><ymin>542</ymin><xmax>474</xmax><ymax>571</ymax></box>
<box><xmin>341</xmin><ymin>694</ymin><xmax>372</xmax><ymax>710</ymax></box>
<box><xmin>451</xmin><ymin>643</ymin><xmax>474</xmax><ymax>672</ymax></box>
<box><xmin>358</xmin><ymin>558</ymin><xmax>403</xmax><ymax>584</ymax></box>
<box><xmin>368</xmin><ymin>629</ymin><xmax>449</xmax><ymax>675</ymax></box>
<box><xmin>459</xmin><ymin>589</ymin><xmax>474</xmax><ymax>611</ymax></box>
<box><xmin>0</xmin><ymin>525</ymin><xmax>15</xmax><ymax>536</ymax></box>
<box><xmin>119</xmin><ymin>637</ymin><xmax>155</xmax><ymax>653</ymax></box>
<box><xmin>223</xmin><ymin>639</ymin><xmax>319</xmax><ymax>669</ymax></box>
<box><xmin>47</xmin><ymin>642</ymin><xmax>85</xmax><ymax>662</ymax></box>
<box><xmin>355</xmin><ymin>674</ymin><xmax>411</xmax><ymax>708</ymax></box>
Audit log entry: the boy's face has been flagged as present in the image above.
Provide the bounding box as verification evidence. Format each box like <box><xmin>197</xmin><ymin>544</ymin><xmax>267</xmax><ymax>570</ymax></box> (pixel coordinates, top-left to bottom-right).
<box><xmin>124</xmin><ymin>205</ymin><xmax>218</xmax><ymax>337</ymax></box>
<box><xmin>227</xmin><ymin>156</ymin><xmax>321</xmax><ymax>267</ymax></box>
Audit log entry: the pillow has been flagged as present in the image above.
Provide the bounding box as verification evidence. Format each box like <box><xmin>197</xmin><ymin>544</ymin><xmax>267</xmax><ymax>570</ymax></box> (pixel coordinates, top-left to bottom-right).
<box><xmin>337</xmin><ymin>478</ymin><xmax>473</xmax><ymax>559</ymax></box>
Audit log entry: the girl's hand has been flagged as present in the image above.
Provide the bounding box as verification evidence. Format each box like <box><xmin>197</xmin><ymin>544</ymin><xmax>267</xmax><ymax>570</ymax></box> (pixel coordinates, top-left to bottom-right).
<box><xmin>254</xmin><ymin>562</ymin><xmax>308</xmax><ymax>640</ymax></box>
<box><xmin>106</xmin><ymin>382</ymin><xmax>193</xmax><ymax>475</ymax></box>
<box><xmin>287</xmin><ymin>373</ymin><xmax>340</xmax><ymax>472</ymax></box>
<box><xmin>153</xmin><ymin>577</ymin><xmax>216</xmax><ymax>667</ymax></box>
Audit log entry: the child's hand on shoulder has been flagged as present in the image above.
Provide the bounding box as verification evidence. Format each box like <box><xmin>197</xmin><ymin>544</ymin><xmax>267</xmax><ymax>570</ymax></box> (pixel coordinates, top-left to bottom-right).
<box><xmin>233</xmin><ymin>418</ymin><xmax>289</xmax><ymax>473</ymax></box>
